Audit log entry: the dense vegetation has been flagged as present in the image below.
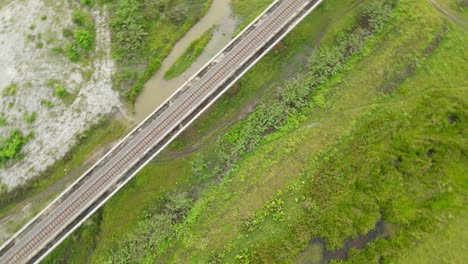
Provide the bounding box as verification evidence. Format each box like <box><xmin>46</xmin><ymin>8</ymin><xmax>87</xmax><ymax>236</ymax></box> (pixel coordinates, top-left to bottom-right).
<box><xmin>43</xmin><ymin>0</ymin><xmax>467</xmax><ymax>262</ymax></box>
<box><xmin>164</xmin><ymin>27</ymin><xmax>214</xmax><ymax>79</ymax></box>
<box><xmin>0</xmin><ymin>130</ymin><xmax>30</xmax><ymax>166</ymax></box>
<box><xmin>54</xmin><ymin>2</ymin><xmax>95</xmax><ymax>62</ymax></box>
<box><xmin>103</xmin><ymin>0</ymin><xmax>212</xmax><ymax>102</ymax></box>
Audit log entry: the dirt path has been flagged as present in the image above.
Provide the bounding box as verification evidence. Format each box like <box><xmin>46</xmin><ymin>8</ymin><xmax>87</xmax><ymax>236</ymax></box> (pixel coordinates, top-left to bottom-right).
<box><xmin>427</xmin><ymin>0</ymin><xmax>468</xmax><ymax>28</ymax></box>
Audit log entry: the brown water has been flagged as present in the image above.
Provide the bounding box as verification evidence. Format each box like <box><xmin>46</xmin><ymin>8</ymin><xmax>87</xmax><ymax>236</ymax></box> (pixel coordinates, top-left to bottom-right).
<box><xmin>294</xmin><ymin>220</ymin><xmax>397</xmax><ymax>264</ymax></box>
<box><xmin>133</xmin><ymin>0</ymin><xmax>236</xmax><ymax>122</ymax></box>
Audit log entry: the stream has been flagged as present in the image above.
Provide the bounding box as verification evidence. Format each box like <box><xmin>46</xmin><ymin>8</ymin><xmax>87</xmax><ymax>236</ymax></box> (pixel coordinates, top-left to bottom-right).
<box><xmin>133</xmin><ymin>0</ymin><xmax>236</xmax><ymax>122</ymax></box>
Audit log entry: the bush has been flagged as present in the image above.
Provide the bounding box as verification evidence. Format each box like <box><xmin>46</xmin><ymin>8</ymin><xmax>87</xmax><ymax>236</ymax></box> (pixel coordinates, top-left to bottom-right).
<box><xmin>40</xmin><ymin>99</ymin><xmax>54</xmax><ymax>108</ymax></box>
<box><xmin>2</xmin><ymin>83</ymin><xmax>18</xmax><ymax>96</ymax></box>
<box><xmin>362</xmin><ymin>0</ymin><xmax>393</xmax><ymax>32</ymax></box>
<box><xmin>54</xmin><ymin>84</ymin><xmax>69</xmax><ymax>98</ymax></box>
<box><xmin>0</xmin><ymin>129</ymin><xmax>29</xmax><ymax>165</ymax></box>
<box><xmin>22</xmin><ymin>112</ymin><xmax>37</xmax><ymax>124</ymax></box>
<box><xmin>72</xmin><ymin>9</ymin><xmax>90</xmax><ymax>26</ymax></box>
<box><xmin>80</xmin><ymin>0</ymin><xmax>94</xmax><ymax>6</ymax></box>
<box><xmin>110</xmin><ymin>0</ymin><xmax>147</xmax><ymax>61</ymax></box>
<box><xmin>64</xmin><ymin>43</ymin><xmax>80</xmax><ymax>62</ymax></box>
<box><xmin>74</xmin><ymin>28</ymin><xmax>93</xmax><ymax>50</ymax></box>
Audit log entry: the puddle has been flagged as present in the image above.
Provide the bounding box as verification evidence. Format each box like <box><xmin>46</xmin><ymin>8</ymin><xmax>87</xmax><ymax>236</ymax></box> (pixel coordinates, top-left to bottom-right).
<box><xmin>133</xmin><ymin>0</ymin><xmax>236</xmax><ymax>122</ymax></box>
<box><xmin>295</xmin><ymin>220</ymin><xmax>397</xmax><ymax>264</ymax></box>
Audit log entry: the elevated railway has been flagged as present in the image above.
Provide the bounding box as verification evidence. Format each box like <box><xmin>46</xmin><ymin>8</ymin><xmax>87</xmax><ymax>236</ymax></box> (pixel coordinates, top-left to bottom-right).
<box><xmin>0</xmin><ymin>0</ymin><xmax>323</xmax><ymax>263</ymax></box>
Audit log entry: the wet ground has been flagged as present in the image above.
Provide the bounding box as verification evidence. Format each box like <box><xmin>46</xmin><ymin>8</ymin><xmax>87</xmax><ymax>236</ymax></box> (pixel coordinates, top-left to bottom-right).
<box><xmin>294</xmin><ymin>220</ymin><xmax>397</xmax><ymax>264</ymax></box>
<box><xmin>134</xmin><ymin>0</ymin><xmax>236</xmax><ymax>122</ymax></box>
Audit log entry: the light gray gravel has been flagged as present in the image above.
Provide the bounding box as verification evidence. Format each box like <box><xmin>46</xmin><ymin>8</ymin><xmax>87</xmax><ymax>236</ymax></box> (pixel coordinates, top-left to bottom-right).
<box><xmin>0</xmin><ymin>0</ymin><xmax>125</xmax><ymax>189</ymax></box>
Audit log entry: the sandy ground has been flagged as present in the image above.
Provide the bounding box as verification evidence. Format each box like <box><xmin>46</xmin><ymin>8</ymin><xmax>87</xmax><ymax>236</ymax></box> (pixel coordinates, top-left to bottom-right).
<box><xmin>0</xmin><ymin>0</ymin><xmax>125</xmax><ymax>189</ymax></box>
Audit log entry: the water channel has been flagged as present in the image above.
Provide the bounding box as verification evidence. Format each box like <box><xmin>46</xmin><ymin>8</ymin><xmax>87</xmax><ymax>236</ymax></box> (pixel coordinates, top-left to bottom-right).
<box><xmin>134</xmin><ymin>0</ymin><xmax>236</xmax><ymax>122</ymax></box>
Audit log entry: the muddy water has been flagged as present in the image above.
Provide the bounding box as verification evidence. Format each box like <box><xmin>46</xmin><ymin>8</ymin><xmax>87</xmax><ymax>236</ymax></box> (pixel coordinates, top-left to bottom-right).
<box><xmin>294</xmin><ymin>220</ymin><xmax>397</xmax><ymax>264</ymax></box>
<box><xmin>133</xmin><ymin>0</ymin><xmax>236</xmax><ymax>122</ymax></box>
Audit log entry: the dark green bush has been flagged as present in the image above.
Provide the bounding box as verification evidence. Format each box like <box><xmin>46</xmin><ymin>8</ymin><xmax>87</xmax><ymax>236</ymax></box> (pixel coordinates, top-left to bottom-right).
<box><xmin>74</xmin><ymin>28</ymin><xmax>93</xmax><ymax>50</ymax></box>
<box><xmin>110</xmin><ymin>0</ymin><xmax>147</xmax><ymax>61</ymax></box>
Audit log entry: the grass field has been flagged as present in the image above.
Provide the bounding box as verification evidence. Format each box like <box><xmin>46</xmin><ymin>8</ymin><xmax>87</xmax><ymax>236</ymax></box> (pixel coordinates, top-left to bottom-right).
<box><xmin>400</xmin><ymin>211</ymin><xmax>468</xmax><ymax>264</ymax></box>
<box><xmin>42</xmin><ymin>0</ymin><xmax>467</xmax><ymax>262</ymax></box>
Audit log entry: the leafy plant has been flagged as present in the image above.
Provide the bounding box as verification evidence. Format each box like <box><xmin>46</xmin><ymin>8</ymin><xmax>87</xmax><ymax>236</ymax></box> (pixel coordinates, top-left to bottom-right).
<box><xmin>2</xmin><ymin>83</ymin><xmax>18</xmax><ymax>96</ymax></box>
<box><xmin>64</xmin><ymin>43</ymin><xmax>80</xmax><ymax>62</ymax></box>
<box><xmin>0</xmin><ymin>129</ymin><xmax>30</xmax><ymax>166</ymax></box>
<box><xmin>74</xmin><ymin>28</ymin><xmax>93</xmax><ymax>50</ymax></box>
<box><xmin>22</xmin><ymin>112</ymin><xmax>37</xmax><ymax>124</ymax></box>
<box><xmin>72</xmin><ymin>9</ymin><xmax>90</xmax><ymax>26</ymax></box>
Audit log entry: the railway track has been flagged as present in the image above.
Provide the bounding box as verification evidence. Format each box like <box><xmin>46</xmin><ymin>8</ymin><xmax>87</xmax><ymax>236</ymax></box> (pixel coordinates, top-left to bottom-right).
<box><xmin>0</xmin><ymin>0</ymin><xmax>322</xmax><ymax>263</ymax></box>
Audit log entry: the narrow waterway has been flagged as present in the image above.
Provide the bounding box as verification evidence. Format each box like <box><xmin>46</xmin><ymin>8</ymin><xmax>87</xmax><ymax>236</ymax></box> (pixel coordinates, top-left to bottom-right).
<box><xmin>134</xmin><ymin>0</ymin><xmax>236</xmax><ymax>122</ymax></box>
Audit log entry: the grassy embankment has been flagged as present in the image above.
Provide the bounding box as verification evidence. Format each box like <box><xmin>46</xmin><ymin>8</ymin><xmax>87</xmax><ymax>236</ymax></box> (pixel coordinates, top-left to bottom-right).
<box><xmin>44</xmin><ymin>0</ymin><xmax>467</xmax><ymax>263</ymax></box>
<box><xmin>106</xmin><ymin>0</ymin><xmax>213</xmax><ymax>103</ymax></box>
<box><xmin>164</xmin><ymin>27</ymin><xmax>214</xmax><ymax>80</ymax></box>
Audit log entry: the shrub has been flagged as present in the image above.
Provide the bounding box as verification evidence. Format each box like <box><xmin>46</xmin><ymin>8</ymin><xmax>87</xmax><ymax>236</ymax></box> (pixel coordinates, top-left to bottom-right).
<box><xmin>62</xmin><ymin>28</ymin><xmax>73</xmax><ymax>38</ymax></box>
<box><xmin>72</xmin><ymin>9</ymin><xmax>90</xmax><ymax>26</ymax></box>
<box><xmin>22</xmin><ymin>112</ymin><xmax>37</xmax><ymax>124</ymax></box>
<box><xmin>64</xmin><ymin>43</ymin><xmax>80</xmax><ymax>62</ymax></box>
<box><xmin>0</xmin><ymin>129</ymin><xmax>29</xmax><ymax>165</ymax></box>
<box><xmin>54</xmin><ymin>84</ymin><xmax>69</xmax><ymax>98</ymax></box>
<box><xmin>40</xmin><ymin>15</ymin><xmax>47</xmax><ymax>21</ymax></box>
<box><xmin>110</xmin><ymin>0</ymin><xmax>147</xmax><ymax>60</ymax></box>
<box><xmin>80</xmin><ymin>0</ymin><xmax>94</xmax><ymax>6</ymax></box>
<box><xmin>74</xmin><ymin>28</ymin><xmax>93</xmax><ymax>50</ymax></box>
<box><xmin>362</xmin><ymin>0</ymin><xmax>393</xmax><ymax>32</ymax></box>
<box><xmin>2</xmin><ymin>83</ymin><xmax>18</xmax><ymax>96</ymax></box>
<box><xmin>35</xmin><ymin>41</ymin><xmax>44</xmax><ymax>49</ymax></box>
<box><xmin>40</xmin><ymin>99</ymin><xmax>54</xmax><ymax>108</ymax></box>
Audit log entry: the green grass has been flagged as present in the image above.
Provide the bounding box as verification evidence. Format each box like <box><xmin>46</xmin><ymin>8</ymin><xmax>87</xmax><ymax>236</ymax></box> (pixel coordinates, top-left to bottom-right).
<box><xmin>164</xmin><ymin>27</ymin><xmax>214</xmax><ymax>80</ymax></box>
<box><xmin>42</xmin><ymin>0</ymin><xmax>379</xmax><ymax>262</ymax></box>
<box><xmin>231</xmin><ymin>0</ymin><xmax>273</xmax><ymax>34</ymax></box>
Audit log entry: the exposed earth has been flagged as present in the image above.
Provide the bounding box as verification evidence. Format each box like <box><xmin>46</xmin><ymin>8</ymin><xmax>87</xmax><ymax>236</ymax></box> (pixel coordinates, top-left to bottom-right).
<box><xmin>0</xmin><ymin>0</ymin><xmax>125</xmax><ymax>189</ymax></box>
